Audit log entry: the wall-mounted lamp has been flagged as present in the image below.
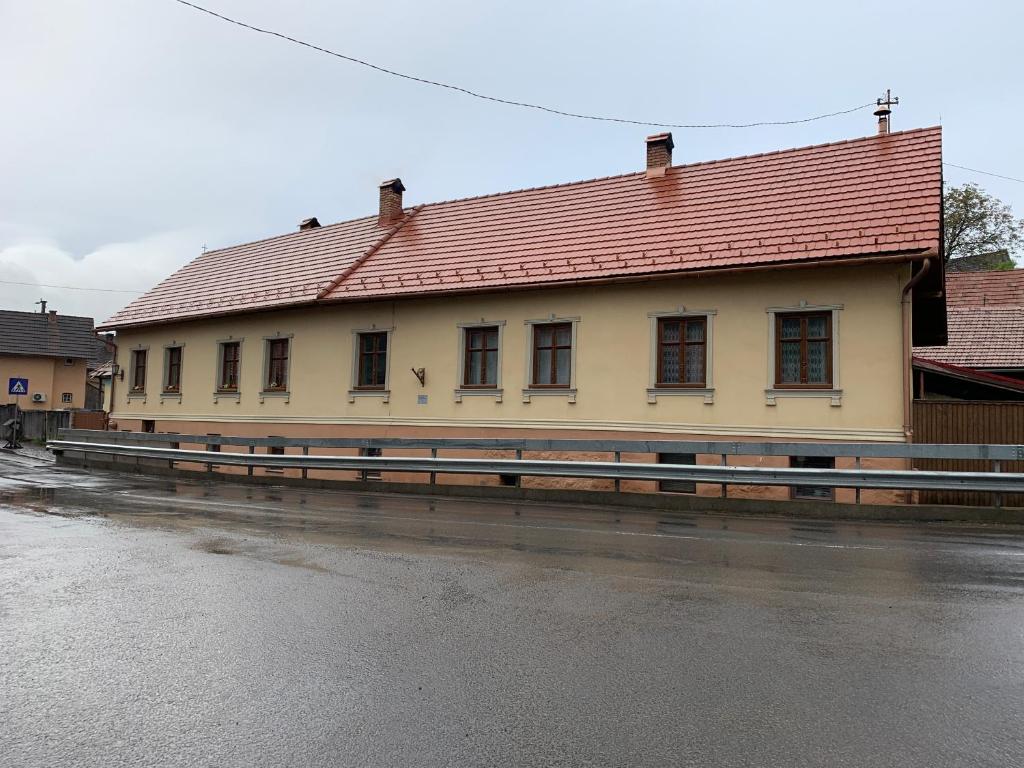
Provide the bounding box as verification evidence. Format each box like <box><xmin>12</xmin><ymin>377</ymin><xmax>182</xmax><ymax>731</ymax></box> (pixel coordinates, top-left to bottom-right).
<box><xmin>112</xmin><ymin>363</ymin><xmax>124</xmax><ymax>381</ymax></box>
<box><xmin>411</xmin><ymin>367</ymin><xmax>426</xmax><ymax>387</ymax></box>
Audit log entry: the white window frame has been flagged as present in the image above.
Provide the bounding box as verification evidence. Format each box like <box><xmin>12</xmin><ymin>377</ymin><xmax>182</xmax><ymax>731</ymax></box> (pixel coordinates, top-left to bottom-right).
<box><xmin>348</xmin><ymin>327</ymin><xmax>393</xmax><ymax>403</ymax></box>
<box><xmin>213</xmin><ymin>337</ymin><xmax>244</xmax><ymax>403</ymax></box>
<box><xmin>646</xmin><ymin>307</ymin><xmax>716</xmax><ymax>404</ymax></box>
<box><xmin>765</xmin><ymin>302</ymin><xmax>843</xmax><ymax>406</ymax></box>
<box><xmin>260</xmin><ymin>333</ymin><xmax>293</xmax><ymax>402</ymax></box>
<box><xmin>522</xmin><ymin>315</ymin><xmax>579</xmax><ymax>403</ymax></box>
<box><xmin>126</xmin><ymin>345</ymin><xmax>149</xmax><ymax>401</ymax></box>
<box><xmin>455</xmin><ymin>320</ymin><xmax>505</xmax><ymax>403</ymax></box>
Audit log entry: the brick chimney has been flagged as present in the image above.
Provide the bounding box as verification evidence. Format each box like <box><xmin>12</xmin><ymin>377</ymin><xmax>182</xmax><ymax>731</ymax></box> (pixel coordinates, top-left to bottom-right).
<box><xmin>379</xmin><ymin>178</ymin><xmax>406</xmax><ymax>225</ymax></box>
<box><xmin>645</xmin><ymin>132</ymin><xmax>674</xmax><ymax>178</ymax></box>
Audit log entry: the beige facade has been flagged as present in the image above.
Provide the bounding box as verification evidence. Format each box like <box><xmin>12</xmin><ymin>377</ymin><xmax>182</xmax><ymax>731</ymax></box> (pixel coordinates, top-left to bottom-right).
<box><xmin>0</xmin><ymin>354</ymin><xmax>89</xmax><ymax>410</ymax></box>
<box><xmin>111</xmin><ymin>263</ymin><xmax>912</xmax><ymax>443</ymax></box>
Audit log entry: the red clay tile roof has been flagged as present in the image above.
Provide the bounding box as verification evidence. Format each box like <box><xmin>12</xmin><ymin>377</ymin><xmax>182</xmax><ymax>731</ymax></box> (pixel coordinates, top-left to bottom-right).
<box><xmin>101</xmin><ymin>127</ymin><xmax>942</xmax><ymax>329</ymax></box>
<box><xmin>914</xmin><ymin>306</ymin><xmax>1024</xmax><ymax>369</ymax></box>
<box><xmin>945</xmin><ymin>269</ymin><xmax>1024</xmax><ymax>307</ymax></box>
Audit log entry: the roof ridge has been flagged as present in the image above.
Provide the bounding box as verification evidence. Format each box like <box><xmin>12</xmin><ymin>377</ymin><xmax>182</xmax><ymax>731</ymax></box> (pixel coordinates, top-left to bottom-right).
<box><xmin>316</xmin><ymin>206</ymin><xmax>425</xmax><ymax>298</ymax></box>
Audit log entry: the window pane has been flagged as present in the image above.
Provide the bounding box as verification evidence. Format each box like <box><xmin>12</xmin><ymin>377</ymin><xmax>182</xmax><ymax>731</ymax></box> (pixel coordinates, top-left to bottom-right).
<box><xmin>555</xmin><ymin>348</ymin><xmax>570</xmax><ymax>384</ymax></box>
<box><xmin>684</xmin><ymin>345</ymin><xmax>704</xmax><ymax>384</ymax></box>
<box><xmin>535</xmin><ymin>349</ymin><xmax>552</xmax><ymax>385</ymax></box>
<box><xmin>807</xmin><ymin>341</ymin><xmax>828</xmax><ymax>383</ymax></box>
<box><xmin>807</xmin><ymin>315</ymin><xmax>827</xmax><ymax>338</ymax></box>
<box><xmin>780</xmin><ymin>317</ymin><xmax>802</xmax><ymax>339</ymax></box>
<box><xmin>661</xmin><ymin>320</ymin><xmax>680</xmax><ymax>343</ymax></box>
<box><xmin>554</xmin><ymin>325</ymin><xmax>571</xmax><ymax>346</ymax></box>
<box><xmin>484</xmin><ymin>350</ymin><xmax>498</xmax><ymax>384</ymax></box>
<box><xmin>535</xmin><ymin>326</ymin><xmax>553</xmax><ymax>347</ymax></box>
<box><xmin>376</xmin><ymin>333</ymin><xmax>387</xmax><ymax>352</ymax></box>
<box><xmin>684</xmin><ymin>320</ymin><xmax>705</xmax><ymax>343</ymax></box>
<box><xmin>779</xmin><ymin>341</ymin><xmax>801</xmax><ymax>383</ymax></box>
<box><xmin>361</xmin><ymin>334</ymin><xmax>375</xmax><ymax>353</ymax></box>
<box><xmin>485</xmin><ymin>331</ymin><xmax>499</xmax><ymax>349</ymax></box>
<box><xmin>359</xmin><ymin>352</ymin><xmax>375</xmax><ymax>386</ymax></box>
<box><xmin>468</xmin><ymin>350</ymin><xmax>483</xmax><ymax>385</ymax></box>
<box><xmin>660</xmin><ymin>346</ymin><xmax>680</xmax><ymax>383</ymax></box>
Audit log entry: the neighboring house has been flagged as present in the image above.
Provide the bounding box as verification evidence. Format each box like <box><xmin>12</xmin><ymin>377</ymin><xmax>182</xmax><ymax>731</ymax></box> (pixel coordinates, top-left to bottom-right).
<box><xmin>0</xmin><ymin>310</ymin><xmax>99</xmax><ymax>410</ymax></box>
<box><xmin>86</xmin><ymin>333</ymin><xmax>117</xmax><ymax>411</ymax></box>
<box><xmin>914</xmin><ymin>269</ymin><xmax>1024</xmax><ymax>397</ymax></box>
<box><xmin>99</xmin><ymin>126</ymin><xmax>946</xmax><ymax>499</ymax></box>
<box><xmin>946</xmin><ymin>250</ymin><xmax>1014</xmax><ymax>273</ymax></box>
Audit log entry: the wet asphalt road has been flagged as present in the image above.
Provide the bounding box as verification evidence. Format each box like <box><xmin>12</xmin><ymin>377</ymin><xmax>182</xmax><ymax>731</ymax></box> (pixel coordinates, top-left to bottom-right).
<box><xmin>1</xmin><ymin>451</ymin><xmax>1023</xmax><ymax>767</ymax></box>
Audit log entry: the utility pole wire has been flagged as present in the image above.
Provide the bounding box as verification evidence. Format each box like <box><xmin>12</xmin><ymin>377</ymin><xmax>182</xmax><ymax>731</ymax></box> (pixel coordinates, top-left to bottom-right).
<box><xmin>944</xmin><ymin>163</ymin><xmax>1024</xmax><ymax>185</ymax></box>
<box><xmin>0</xmin><ymin>279</ymin><xmax>146</xmax><ymax>293</ymax></box>
<box><xmin>172</xmin><ymin>0</ymin><xmax>874</xmax><ymax>129</ymax></box>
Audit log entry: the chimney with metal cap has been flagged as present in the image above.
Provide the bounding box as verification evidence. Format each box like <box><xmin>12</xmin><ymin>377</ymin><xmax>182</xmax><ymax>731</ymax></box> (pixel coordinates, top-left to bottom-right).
<box><xmin>874</xmin><ymin>89</ymin><xmax>898</xmax><ymax>135</ymax></box>
<box><xmin>378</xmin><ymin>178</ymin><xmax>406</xmax><ymax>225</ymax></box>
<box><xmin>645</xmin><ymin>132</ymin><xmax>674</xmax><ymax>178</ymax></box>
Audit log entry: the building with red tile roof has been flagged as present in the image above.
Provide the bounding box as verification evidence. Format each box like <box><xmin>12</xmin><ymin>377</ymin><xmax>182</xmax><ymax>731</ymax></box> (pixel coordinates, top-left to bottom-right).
<box><xmin>101</xmin><ymin>124</ymin><xmax>946</xmax><ymax>502</ymax></box>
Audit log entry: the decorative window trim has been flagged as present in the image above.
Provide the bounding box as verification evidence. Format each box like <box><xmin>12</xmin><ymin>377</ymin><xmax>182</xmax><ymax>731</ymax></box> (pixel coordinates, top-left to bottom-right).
<box><xmin>647</xmin><ymin>308</ymin><xmax>716</xmax><ymax>403</ymax></box>
<box><xmin>765</xmin><ymin>303</ymin><xmax>842</xmax><ymax>405</ymax></box>
<box><xmin>260</xmin><ymin>333</ymin><xmax>293</xmax><ymax>402</ymax></box>
<box><xmin>215</xmin><ymin>337</ymin><xmax>244</xmax><ymax>399</ymax></box>
<box><xmin>522</xmin><ymin>316</ymin><xmax>579</xmax><ymax>403</ymax></box>
<box><xmin>162</xmin><ymin>342</ymin><xmax>185</xmax><ymax>397</ymax></box>
<box><xmin>348</xmin><ymin>327</ymin><xmax>393</xmax><ymax>402</ymax></box>
<box><xmin>455</xmin><ymin>320</ymin><xmax>505</xmax><ymax>402</ymax></box>
<box><xmin>127</xmin><ymin>346</ymin><xmax>149</xmax><ymax>400</ymax></box>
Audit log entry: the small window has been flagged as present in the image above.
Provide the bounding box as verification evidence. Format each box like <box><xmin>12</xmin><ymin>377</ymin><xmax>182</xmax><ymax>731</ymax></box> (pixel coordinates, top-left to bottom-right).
<box><xmin>61</xmin><ymin>392</ymin><xmax>73</xmax><ymax>404</ymax></box>
<box><xmin>357</xmin><ymin>332</ymin><xmax>388</xmax><ymax>389</ymax></box>
<box><xmin>776</xmin><ymin>312</ymin><xmax>832</xmax><ymax>388</ymax></box>
<box><xmin>142</xmin><ymin>420</ymin><xmax>156</xmax><ymax>433</ymax></box>
<box><xmin>130</xmin><ymin>349</ymin><xmax>147</xmax><ymax>392</ymax></box>
<box><xmin>64</xmin><ymin>357</ymin><xmax>74</xmax><ymax>367</ymax></box>
<box><xmin>164</xmin><ymin>346</ymin><xmax>182</xmax><ymax>392</ymax></box>
<box><xmin>658</xmin><ymin>453</ymin><xmax>697</xmax><ymax>493</ymax></box>
<box><xmin>265</xmin><ymin>339</ymin><xmax>289</xmax><ymax>391</ymax></box>
<box><xmin>218</xmin><ymin>342</ymin><xmax>240</xmax><ymax>392</ymax></box>
<box><xmin>790</xmin><ymin>455</ymin><xmax>835</xmax><ymax>500</ymax></box>
<box><xmin>464</xmin><ymin>326</ymin><xmax>499</xmax><ymax>387</ymax></box>
<box><xmin>657</xmin><ymin>317</ymin><xmax>706</xmax><ymax>387</ymax></box>
<box><xmin>360</xmin><ymin>446</ymin><xmax>382</xmax><ymax>481</ymax></box>
<box><xmin>532</xmin><ymin>323</ymin><xmax>572</xmax><ymax>387</ymax></box>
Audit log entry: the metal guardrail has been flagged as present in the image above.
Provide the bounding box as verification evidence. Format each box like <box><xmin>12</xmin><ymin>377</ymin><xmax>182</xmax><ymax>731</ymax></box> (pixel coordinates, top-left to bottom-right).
<box><xmin>52</xmin><ymin>428</ymin><xmax>1024</xmax><ymax>460</ymax></box>
<box><xmin>47</xmin><ymin>440</ymin><xmax>1024</xmax><ymax>495</ymax></box>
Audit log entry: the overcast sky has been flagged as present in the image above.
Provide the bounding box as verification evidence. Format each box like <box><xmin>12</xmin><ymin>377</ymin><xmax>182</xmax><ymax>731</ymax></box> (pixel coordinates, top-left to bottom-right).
<box><xmin>1</xmin><ymin>0</ymin><xmax>1021</xmax><ymax>324</ymax></box>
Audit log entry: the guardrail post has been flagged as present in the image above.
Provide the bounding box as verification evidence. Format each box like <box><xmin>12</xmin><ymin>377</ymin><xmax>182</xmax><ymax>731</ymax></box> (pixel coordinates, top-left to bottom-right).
<box><xmin>302</xmin><ymin>446</ymin><xmax>309</xmax><ymax>480</ymax></box>
<box><xmin>614</xmin><ymin>452</ymin><xmax>621</xmax><ymax>492</ymax></box>
<box><xmin>994</xmin><ymin>459</ymin><xmax>1003</xmax><ymax>508</ymax></box>
<box><xmin>515</xmin><ymin>449</ymin><xmax>522</xmax><ymax>487</ymax></box>
<box><xmin>430</xmin><ymin>448</ymin><xmax>437</xmax><ymax>485</ymax></box>
<box><xmin>855</xmin><ymin>457</ymin><xmax>861</xmax><ymax>504</ymax></box>
<box><xmin>720</xmin><ymin>454</ymin><xmax>727</xmax><ymax>498</ymax></box>
<box><xmin>247</xmin><ymin>445</ymin><xmax>255</xmax><ymax>476</ymax></box>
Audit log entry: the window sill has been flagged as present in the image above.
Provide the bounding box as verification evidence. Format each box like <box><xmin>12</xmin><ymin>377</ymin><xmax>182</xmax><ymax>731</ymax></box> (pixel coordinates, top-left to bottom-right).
<box><xmin>455</xmin><ymin>388</ymin><xmax>503</xmax><ymax>403</ymax></box>
<box><xmin>259</xmin><ymin>390</ymin><xmax>290</xmax><ymax>403</ymax></box>
<box><xmin>348</xmin><ymin>389</ymin><xmax>390</xmax><ymax>403</ymax></box>
<box><xmin>765</xmin><ymin>388</ymin><xmax>842</xmax><ymax>406</ymax></box>
<box><xmin>213</xmin><ymin>390</ymin><xmax>241</xmax><ymax>403</ymax></box>
<box><xmin>126</xmin><ymin>391</ymin><xmax>147</xmax><ymax>402</ymax></box>
<box><xmin>647</xmin><ymin>387</ymin><xmax>714</xmax><ymax>404</ymax></box>
<box><xmin>159</xmin><ymin>392</ymin><xmax>182</xmax><ymax>402</ymax></box>
<box><xmin>522</xmin><ymin>388</ymin><xmax>576</xmax><ymax>404</ymax></box>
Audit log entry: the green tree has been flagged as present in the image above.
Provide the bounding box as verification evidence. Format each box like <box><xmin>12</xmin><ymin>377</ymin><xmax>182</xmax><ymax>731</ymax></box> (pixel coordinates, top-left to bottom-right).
<box><xmin>943</xmin><ymin>183</ymin><xmax>1024</xmax><ymax>262</ymax></box>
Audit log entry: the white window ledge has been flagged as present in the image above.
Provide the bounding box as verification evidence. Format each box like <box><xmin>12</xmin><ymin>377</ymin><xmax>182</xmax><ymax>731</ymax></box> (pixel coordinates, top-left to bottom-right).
<box><xmin>765</xmin><ymin>388</ymin><xmax>843</xmax><ymax>406</ymax></box>
<box><xmin>213</xmin><ymin>391</ymin><xmax>241</xmax><ymax>403</ymax></box>
<box><xmin>647</xmin><ymin>387</ymin><xmax>714</xmax><ymax>404</ymax></box>
<box><xmin>348</xmin><ymin>389</ymin><xmax>390</xmax><ymax>403</ymax></box>
<box><xmin>522</xmin><ymin>388</ymin><xmax>577</xmax><ymax>404</ymax></box>
<box><xmin>259</xmin><ymin>391</ymin><xmax>290</xmax><ymax>404</ymax></box>
<box><xmin>455</xmin><ymin>388</ymin><xmax>503</xmax><ymax>403</ymax></box>
<box><xmin>159</xmin><ymin>392</ymin><xmax>182</xmax><ymax>403</ymax></box>
<box><xmin>126</xmin><ymin>392</ymin><xmax>147</xmax><ymax>403</ymax></box>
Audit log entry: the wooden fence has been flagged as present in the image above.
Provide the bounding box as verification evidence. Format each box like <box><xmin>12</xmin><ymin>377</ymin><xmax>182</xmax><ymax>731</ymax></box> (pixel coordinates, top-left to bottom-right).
<box><xmin>913</xmin><ymin>401</ymin><xmax>1024</xmax><ymax>506</ymax></box>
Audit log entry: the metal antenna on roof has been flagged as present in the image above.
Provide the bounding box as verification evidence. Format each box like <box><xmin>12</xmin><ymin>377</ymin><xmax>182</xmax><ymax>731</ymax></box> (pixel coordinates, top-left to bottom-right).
<box><xmin>35</xmin><ymin>299</ymin><xmax>47</xmax><ymax>314</ymax></box>
<box><xmin>874</xmin><ymin>89</ymin><xmax>899</xmax><ymax>135</ymax></box>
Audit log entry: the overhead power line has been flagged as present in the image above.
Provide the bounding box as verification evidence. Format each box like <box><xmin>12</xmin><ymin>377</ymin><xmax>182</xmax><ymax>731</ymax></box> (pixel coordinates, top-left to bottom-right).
<box><xmin>0</xmin><ymin>279</ymin><xmax>145</xmax><ymax>293</ymax></box>
<box><xmin>172</xmin><ymin>0</ymin><xmax>874</xmax><ymax>130</ymax></box>
<box><xmin>944</xmin><ymin>163</ymin><xmax>1024</xmax><ymax>185</ymax></box>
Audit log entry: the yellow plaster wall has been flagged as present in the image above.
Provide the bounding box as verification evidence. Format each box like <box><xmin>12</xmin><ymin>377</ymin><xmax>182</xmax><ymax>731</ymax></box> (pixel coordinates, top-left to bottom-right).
<box><xmin>111</xmin><ymin>263</ymin><xmax>912</xmax><ymax>441</ymax></box>
<box><xmin>0</xmin><ymin>356</ymin><xmax>55</xmax><ymax>409</ymax></box>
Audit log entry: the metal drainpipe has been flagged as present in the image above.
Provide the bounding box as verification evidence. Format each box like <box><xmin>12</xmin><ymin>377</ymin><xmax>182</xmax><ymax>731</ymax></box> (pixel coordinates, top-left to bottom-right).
<box><xmin>901</xmin><ymin>258</ymin><xmax>932</xmax><ymax>440</ymax></box>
